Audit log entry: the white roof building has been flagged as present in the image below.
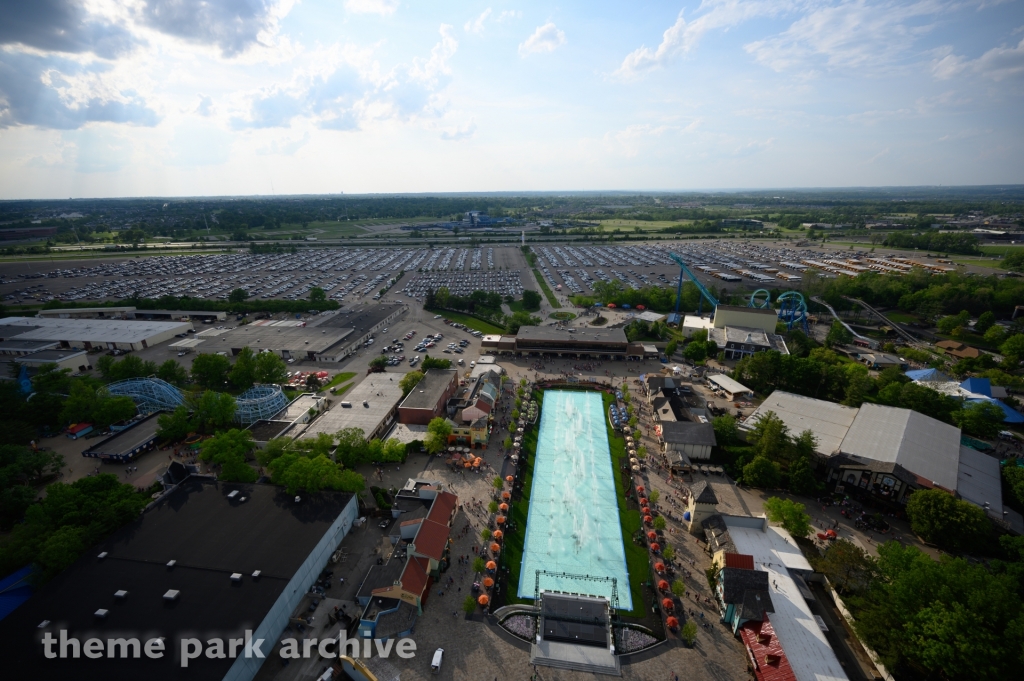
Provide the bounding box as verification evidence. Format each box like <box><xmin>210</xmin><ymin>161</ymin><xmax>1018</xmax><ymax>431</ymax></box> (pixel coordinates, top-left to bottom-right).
<box><xmin>744</xmin><ymin>392</ymin><xmax>858</xmax><ymax>455</ymax></box>
<box><xmin>0</xmin><ymin>316</ymin><xmax>192</xmax><ymax>351</ymax></box>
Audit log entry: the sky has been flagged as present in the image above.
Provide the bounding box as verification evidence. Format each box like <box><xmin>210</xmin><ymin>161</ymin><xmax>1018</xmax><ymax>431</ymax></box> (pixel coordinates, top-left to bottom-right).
<box><xmin>0</xmin><ymin>0</ymin><xmax>1022</xmax><ymax>199</ymax></box>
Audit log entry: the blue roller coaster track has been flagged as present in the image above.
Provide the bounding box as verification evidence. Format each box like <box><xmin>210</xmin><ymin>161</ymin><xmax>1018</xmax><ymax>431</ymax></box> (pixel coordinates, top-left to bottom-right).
<box><xmin>746</xmin><ymin>290</ymin><xmax>809</xmax><ymax>333</ymax></box>
<box><xmin>669</xmin><ymin>251</ymin><xmax>719</xmax><ymax>317</ymax></box>
<box><xmin>107</xmin><ymin>378</ymin><xmax>288</xmax><ymax>426</ymax></box>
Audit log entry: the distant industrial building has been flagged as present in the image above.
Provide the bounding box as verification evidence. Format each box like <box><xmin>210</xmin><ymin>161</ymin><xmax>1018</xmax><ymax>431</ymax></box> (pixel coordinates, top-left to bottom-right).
<box><xmin>37</xmin><ymin>307</ymin><xmax>226</xmax><ymax>322</ymax></box>
<box><xmin>3</xmin><ymin>348</ymin><xmax>92</xmax><ymax>373</ymax></box>
<box><xmin>398</xmin><ymin>369</ymin><xmax>458</xmax><ymax>425</ymax></box>
<box><xmin>195</xmin><ymin>322</ymin><xmax>354</xmax><ymax>362</ymax></box>
<box><xmin>0</xmin><ymin>316</ymin><xmax>192</xmax><ymax>351</ymax></box>
<box><xmin>0</xmin><ymin>478</ymin><xmax>358</xmax><ymax>681</ymax></box>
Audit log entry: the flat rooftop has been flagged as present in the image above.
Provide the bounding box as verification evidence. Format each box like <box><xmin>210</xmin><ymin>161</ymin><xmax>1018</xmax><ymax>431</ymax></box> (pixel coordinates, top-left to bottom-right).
<box><xmin>18</xmin><ymin>349</ymin><xmax>88</xmax><ymax>362</ymax></box>
<box><xmin>313</xmin><ymin>302</ymin><xmax>404</xmax><ymax>334</ymax></box>
<box><xmin>83</xmin><ymin>415</ymin><xmax>160</xmax><ymax>458</ymax></box>
<box><xmin>516</xmin><ymin>325</ymin><xmax>628</xmax><ymax>345</ymax></box>
<box><xmin>0</xmin><ymin>339</ymin><xmax>58</xmax><ymax>352</ymax></box>
<box><xmin>399</xmin><ymin>369</ymin><xmax>455</xmax><ymax>410</ymax></box>
<box><xmin>271</xmin><ymin>393</ymin><xmax>322</xmax><ymax>422</ymax></box>
<box><xmin>0</xmin><ymin>317</ymin><xmax>191</xmax><ymax>344</ymax></box>
<box><xmin>299</xmin><ymin>374</ymin><xmax>405</xmax><ymax>440</ymax></box>
<box><xmin>0</xmin><ymin>478</ymin><xmax>353</xmax><ymax>681</ymax></box>
<box><xmin>200</xmin><ymin>324</ymin><xmax>353</xmax><ymax>355</ymax></box>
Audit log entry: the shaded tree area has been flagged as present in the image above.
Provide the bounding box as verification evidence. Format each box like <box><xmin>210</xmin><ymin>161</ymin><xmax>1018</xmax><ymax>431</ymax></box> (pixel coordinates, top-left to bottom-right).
<box><xmin>883</xmin><ymin>231</ymin><xmax>981</xmax><ymax>254</ymax></box>
<box><xmin>0</xmin><ymin>475</ymin><xmax>150</xmax><ymax>580</ymax></box>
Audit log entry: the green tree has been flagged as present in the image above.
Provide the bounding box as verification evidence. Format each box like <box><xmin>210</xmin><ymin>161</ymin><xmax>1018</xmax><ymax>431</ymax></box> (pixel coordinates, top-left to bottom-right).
<box><xmin>228</xmin><ymin>288</ymin><xmax>249</xmax><ymax>304</ymax></box>
<box><xmin>425</xmin><ymin>417</ymin><xmax>452</xmax><ymax>455</ymax></box>
<box><xmin>905</xmin><ymin>488</ymin><xmax>989</xmax><ymax>553</ymax></box>
<box><xmin>463</xmin><ymin>594</ymin><xmax>478</xmax><ymax>614</ymax></box>
<box><xmin>506</xmin><ymin>310</ymin><xmax>541</xmax><ymax>334</ymax></box>
<box><xmin>472</xmin><ymin>557</ymin><xmax>486</xmax><ymax>573</ymax></box>
<box><xmin>369</xmin><ymin>356</ymin><xmax>388</xmax><ymax>370</ymax></box>
<box><xmin>156</xmin><ymin>404</ymin><xmax>192</xmax><ymax>441</ymax></box>
<box><xmin>309</xmin><ymin>287</ymin><xmax>327</xmax><ymax>304</ymax></box>
<box><xmin>521</xmin><ymin>289</ymin><xmax>542</xmax><ymax>311</ymax></box>
<box><xmin>255</xmin><ymin>351</ymin><xmax>288</xmax><ymax>384</ymax></box>
<box><xmin>200</xmin><ymin>429</ymin><xmax>257</xmax><ymax>482</ymax></box>
<box><xmin>256</xmin><ymin>436</ymin><xmax>293</xmax><ymax>467</ymax></box>
<box><xmin>974</xmin><ymin>311</ymin><xmax>996</xmax><ymax>335</ymax></box>
<box><xmin>156</xmin><ymin>359</ymin><xmax>189</xmax><ymax>387</ymax></box>
<box><xmin>188</xmin><ymin>390</ymin><xmax>237</xmax><ymax>433</ymax></box>
<box><xmin>680</xmin><ymin>620</ymin><xmax>698</xmax><ymax>645</ymax></box>
<box><xmin>712</xmin><ymin>414</ymin><xmax>738</xmax><ymax>446</ymax></box>
<box><xmin>662</xmin><ymin>545</ymin><xmax>675</xmax><ymax>562</ymax></box>
<box><xmin>488</xmin><ymin>500</ymin><xmax>499</xmax><ymax>514</ymax></box>
<box><xmin>787</xmin><ymin>454</ymin><xmax>821</xmax><ymax>497</ymax></box>
<box><xmin>191</xmin><ymin>353</ymin><xmax>232</xmax><ymax>390</ymax></box>
<box><xmin>812</xmin><ymin>539</ymin><xmax>876</xmax><ymax>595</ymax></box>
<box><xmin>824</xmin><ymin>320</ymin><xmax>853</xmax><ymax>348</ymax></box>
<box><xmin>763</xmin><ymin>497</ymin><xmax>811</xmax><ymax>538</ymax></box>
<box><xmin>1000</xmin><ymin>333</ymin><xmax>1024</xmax><ymax>366</ymax></box>
<box><xmin>334</xmin><ymin>427</ymin><xmax>368</xmax><ymax>468</ymax></box>
<box><xmin>421</xmin><ymin>356</ymin><xmax>451</xmax><ymax>370</ymax></box>
<box><xmin>937</xmin><ymin>310</ymin><xmax>971</xmax><ymax>335</ymax></box>
<box><xmin>671</xmin><ymin>580</ymin><xmax>686</xmax><ymax>598</ymax></box>
<box><xmin>382</xmin><ymin>438</ymin><xmax>407</xmax><ymax>463</ymax></box>
<box><xmin>400</xmin><ymin>371</ymin><xmax>424</xmax><ymax>396</ymax></box>
<box><xmin>984</xmin><ymin>325</ymin><xmax>1007</xmax><ymax>345</ymax></box>
<box><xmin>953</xmin><ymin>400</ymin><xmax>1006</xmax><ymax>439</ymax></box>
<box><xmin>229</xmin><ymin>346</ymin><xmax>258</xmax><ymax>390</ymax></box>
<box><xmin>481</xmin><ymin>528</ymin><xmax>491</xmax><ymax>541</ymax></box>
<box><xmin>653</xmin><ymin>516</ymin><xmax>667</xmax><ymax>530</ymax></box>
<box><xmin>649</xmin><ymin>489</ymin><xmax>660</xmax><ymax>503</ymax></box>
<box><xmin>1002</xmin><ymin>251</ymin><xmax>1024</xmax><ymax>272</ymax></box>
<box><xmin>748</xmin><ymin>411</ymin><xmax>790</xmax><ymax>461</ymax></box>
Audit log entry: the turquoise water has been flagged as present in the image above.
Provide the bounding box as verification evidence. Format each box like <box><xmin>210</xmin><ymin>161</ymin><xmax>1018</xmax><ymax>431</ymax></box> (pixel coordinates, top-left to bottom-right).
<box><xmin>518</xmin><ymin>390</ymin><xmax>632</xmax><ymax>609</ymax></box>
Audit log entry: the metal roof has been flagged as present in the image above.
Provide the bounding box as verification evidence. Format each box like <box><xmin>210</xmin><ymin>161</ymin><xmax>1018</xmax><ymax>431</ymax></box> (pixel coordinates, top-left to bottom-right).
<box><xmin>0</xmin><ymin>316</ymin><xmax>190</xmax><ymax>344</ymax></box>
<box><xmin>299</xmin><ymin>374</ymin><xmax>404</xmax><ymax>439</ymax></box>
<box><xmin>707</xmin><ymin>374</ymin><xmax>752</xmax><ymax>395</ymax></box>
<box><xmin>839</xmin><ymin>403</ymin><xmax>961</xmax><ymax>491</ymax></box>
<box><xmin>957</xmin><ymin>446</ymin><xmax>1003</xmax><ymax>515</ymax></box>
<box><xmin>743</xmin><ymin>391</ymin><xmax>858</xmax><ymax>455</ymax></box>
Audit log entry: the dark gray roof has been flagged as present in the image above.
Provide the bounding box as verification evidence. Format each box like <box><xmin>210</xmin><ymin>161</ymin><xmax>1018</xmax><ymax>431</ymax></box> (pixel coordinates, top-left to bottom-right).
<box><xmin>399</xmin><ymin>369</ymin><xmax>456</xmax><ymax>410</ymax></box>
<box><xmin>374</xmin><ymin>600</ymin><xmax>419</xmax><ymax>638</ymax></box>
<box><xmin>515</xmin><ymin>325</ymin><xmax>627</xmax><ymax>344</ymax></box>
<box><xmin>702</xmin><ymin>514</ymin><xmax>736</xmax><ymax>554</ymax></box>
<box><xmin>662</xmin><ymin>421</ymin><xmax>717</xmax><ymax>446</ymax></box>
<box><xmin>737</xmin><ymin>587</ymin><xmax>775</xmax><ymax>621</ymax></box>
<box><xmin>720</xmin><ymin>567</ymin><xmax>769</xmax><ymax>604</ymax></box>
<box><xmin>690</xmin><ymin>479</ymin><xmax>719</xmax><ymax>505</ymax></box>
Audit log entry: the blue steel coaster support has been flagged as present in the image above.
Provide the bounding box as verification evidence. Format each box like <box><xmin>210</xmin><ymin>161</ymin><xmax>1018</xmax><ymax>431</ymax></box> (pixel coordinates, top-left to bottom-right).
<box><xmin>669</xmin><ymin>251</ymin><xmax>719</xmax><ymax>318</ymax></box>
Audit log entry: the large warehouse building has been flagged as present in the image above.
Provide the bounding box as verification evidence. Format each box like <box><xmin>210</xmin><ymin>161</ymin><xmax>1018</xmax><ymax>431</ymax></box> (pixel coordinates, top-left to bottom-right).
<box><xmin>190</xmin><ymin>322</ymin><xmax>355</xmax><ymax>362</ymax></box>
<box><xmin>743</xmin><ymin>391</ymin><xmax>1021</xmax><ymax>533</ymax></box>
<box><xmin>482</xmin><ymin>326</ymin><xmax>647</xmax><ymax>359</ymax></box>
<box><xmin>298</xmin><ymin>374</ymin><xmax>405</xmax><ymax>441</ymax></box>
<box><xmin>0</xmin><ymin>478</ymin><xmax>358</xmax><ymax>681</ymax></box>
<box><xmin>0</xmin><ymin>316</ymin><xmax>192</xmax><ymax>351</ymax></box>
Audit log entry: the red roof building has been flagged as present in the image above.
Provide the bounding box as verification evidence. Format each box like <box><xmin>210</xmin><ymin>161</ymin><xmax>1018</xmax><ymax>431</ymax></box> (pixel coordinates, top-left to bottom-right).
<box><xmin>739</xmin><ymin>617</ymin><xmax>798</xmax><ymax>681</ymax></box>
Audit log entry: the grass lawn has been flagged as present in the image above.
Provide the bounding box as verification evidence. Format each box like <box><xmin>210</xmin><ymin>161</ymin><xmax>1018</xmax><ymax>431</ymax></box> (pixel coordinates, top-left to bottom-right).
<box><xmin>883</xmin><ymin>311</ymin><xmax>919</xmax><ymax>324</ymax></box>
<box><xmin>330</xmin><ymin>382</ymin><xmax>354</xmax><ymax>397</ymax></box>
<box><xmin>531</xmin><ymin>269</ymin><xmax>560</xmax><ymax>308</ymax></box>
<box><xmin>951</xmin><ymin>258</ymin><xmax>1004</xmax><ymax>269</ymax></box>
<box><xmin>978</xmin><ymin>244</ymin><xmax>1024</xmax><ymax>255</ymax></box>
<box><xmin>597</xmin><ymin>219</ymin><xmax>691</xmax><ymax>232</ymax></box>
<box><xmin>321</xmin><ymin>371</ymin><xmax>357</xmax><ymax>392</ymax></box>
<box><xmin>507</xmin><ymin>299</ymin><xmax>542</xmax><ymax>315</ymax></box>
<box><xmin>424</xmin><ymin>308</ymin><xmax>506</xmax><ymax>334</ymax></box>
<box><xmin>297</xmin><ymin>222</ymin><xmax>368</xmax><ymax>236</ymax></box>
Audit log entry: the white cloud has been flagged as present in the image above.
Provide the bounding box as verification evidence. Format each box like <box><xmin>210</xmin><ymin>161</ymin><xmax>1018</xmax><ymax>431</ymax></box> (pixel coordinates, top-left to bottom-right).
<box><xmin>745</xmin><ymin>0</ymin><xmax>945</xmax><ymax>75</ymax></box>
<box><xmin>408</xmin><ymin>25</ymin><xmax>458</xmax><ymax>88</ymax></box>
<box><xmin>465</xmin><ymin>8</ymin><xmax>491</xmax><ymax>34</ymax></box>
<box><xmin>344</xmin><ymin>0</ymin><xmax>399</xmax><ymax>16</ymax></box>
<box><xmin>933</xmin><ymin>37</ymin><xmax>1024</xmax><ymax>81</ymax></box>
<box><xmin>440</xmin><ymin>120</ymin><xmax>476</xmax><ymax>141</ymax></box>
<box><xmin>615</xmin><ymin>1</ymin><xmax>789</xmax><ymax>79</ymax></box>
<box><xmin>256</xmin><ymin>131</ymin><xmax>311</xmax><ymax>155</ymax></box>
<box><xmin>518</xmin><ymin>23</ymin><xmax>566</xmax><ymax>56</ymax></box>
<box><xmin>497</xmin><ymin>10</ymin><xmax>522</xmax><ymax>22</ymax></box>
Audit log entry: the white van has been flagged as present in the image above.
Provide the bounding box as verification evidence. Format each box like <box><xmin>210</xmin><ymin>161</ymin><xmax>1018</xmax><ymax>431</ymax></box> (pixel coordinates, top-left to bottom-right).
<box><xmin>457</xmin><ymin>358</ymin><xmax>464</xmax><ymax>365</ymax></box>
<box><xmin>431</xmin><ymin>648</ymin><xmax>443</xmax><ymax>673</ymax></box>
<box><xmin>470</xmin><ymin>361</ymin><xmax>476</xmax><ymax>368</ymax></box>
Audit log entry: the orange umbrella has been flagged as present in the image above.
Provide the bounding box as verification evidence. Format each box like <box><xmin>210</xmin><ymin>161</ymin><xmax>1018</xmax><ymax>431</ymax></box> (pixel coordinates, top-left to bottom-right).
<box><xmin>501</xmin><ymin>491</ymin><xmax>511</xmax><ymax>500</ymax></box>
<box><xmin>483</xmin><ymin>577</ymin><xmax>494</xmax><ymax>587</ymax></box>
<box><xmin>463</xmin><ymin>462</ymin><xmax>472</xmax><ymax>468</ymax></box>
<box><xmin>647</xmin><ymin>531</ymin><xmax>657</xmax><ymax>541</ymax></box>
<box><xmin>650</xmin><ymin>543</ymin><xmax>661</xmax><ymax>552</ymax></box>
<box><xmin>644</xmin><ymin>515</ymin><xmax>653</xmax><ymax>525</ymax></box>
<box><xmin>478</xmin><ymin>594</ymin><xmax>489</xmax><ymax>605</ymax></box>
<box><xmin>662</xmin><ymin>598</ymin><xmax>674</xmax><ymax>611</ymax></box>
<box><xmin>486</xmin><ymin>561</ymin><xmax>497</xmax><ymax>570</ymax></box>
<box><xmin>499</xmin><ymin>503</ymin><xmax>509</xmax><ymax>512</ymax></box>
<box><xmin>639</xmin><ymin>497</ymin><xmax>648</xmax><ymax>506</ymax></box>
<box><xmin>493</xmin><ymin>530</ymin><xmax>503</xmax><ymax>540</ymax></box>
<box><xmin>490</xmin><ymin>543</ymin><xmax>501</xmax><ymax>554</ymax></box>
<box><xmin>658</xmin><ymin>580</ymin><xmax>670</xmax><ymax>591</ymax></box>
<box><xmin>654</xmin><ymin>562</ymin><xmax>666</xmax><ymax>573</ymax></box>
<box><xmin>505</xmin><ymin>475</ymin><xmax>514</xmax><ymax>483</ymax></box>
<box><xmin>496</xmin><ymin>515</ymin><xmax>506</xmax><ymax>524</ymax></box>
<box><xmin>666</xmin><ymin>616</ymin><xmax>679</xmax><ymax>629</ymax></box>
<box><xmin>636</xmin><ymin>485</ymin><xmax>646</xmax><ymax>493</ymax></box>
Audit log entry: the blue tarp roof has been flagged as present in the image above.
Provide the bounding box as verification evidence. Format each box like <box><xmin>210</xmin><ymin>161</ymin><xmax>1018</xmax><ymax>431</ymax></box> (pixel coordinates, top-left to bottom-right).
<box><xmin>906</xmin><ymin>368</ymin><xmax>950</xmax><ymax>382</ymax></box>
<box><xmin>961</xmin><ymin>377</ymin><xmax>992</xmax><ymax>397</ymax></box>
<box><xmin>966</xmin><ymin>398</ymin><xmax>1024</xmax><ymax>424</ymax></box>
<box><xmin>0</xmin><ymin>566</ymin><xmax>34</xmax><ymax>622</ymax></box>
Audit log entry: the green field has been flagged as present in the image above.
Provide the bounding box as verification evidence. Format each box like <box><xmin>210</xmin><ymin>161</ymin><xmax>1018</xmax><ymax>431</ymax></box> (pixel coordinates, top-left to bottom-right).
<box><xmin>424</xmin><ymin>308</ymin><xmax>506</xmax><ymax>334</ymax></box>
<box><xmin>597</xmin><ymin>219</ymin><xmax>691</xmax><ymax>232</ymax></box>
<box><xmin>531</xmin><ymin>269</ymin><xmax>560</xmax><ymax>308</ymax></box>
<box><xmin>978</xmin><ymin>244</ymin><xmax>1024</xmax><ymax>255</ymax></box>
<box><xmin>321</xmin><ymin>371</ymin><xmax>357</xmax><ymax>392</ymax></box>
